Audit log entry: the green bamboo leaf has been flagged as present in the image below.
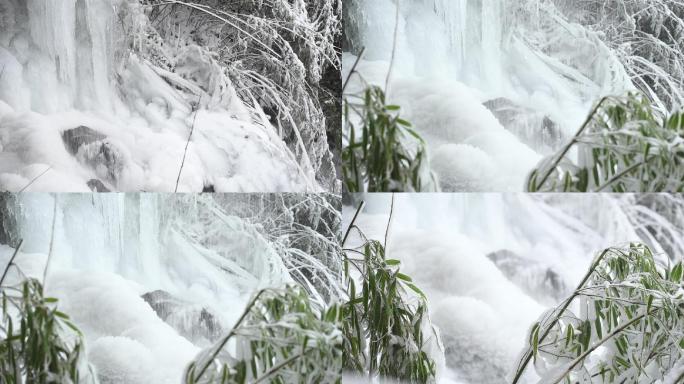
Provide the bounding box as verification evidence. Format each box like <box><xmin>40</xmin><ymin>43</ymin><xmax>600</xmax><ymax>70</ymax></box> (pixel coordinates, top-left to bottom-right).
<box><xmin>396</xmin><ymin>273</ymin><xmax>412</xmax><ymax>282</ymax></box>
<box><xmin>406</xmin><ymin>283</ymin><xmax>427</xmax><ymax>300</ymax></box>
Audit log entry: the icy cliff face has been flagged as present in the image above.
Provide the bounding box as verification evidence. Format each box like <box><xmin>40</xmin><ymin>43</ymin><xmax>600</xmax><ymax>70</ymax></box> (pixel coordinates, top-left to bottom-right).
<box><xmin>345</xmin><ymin>0</ymin><xmax>631</xmax><ymax>116</ymax></box>
<box><xmin>344</xmin><ymin>0</ymin><xmax>650</xmax><ymax>191</ymax></box>
<box><xmin>0</xmin><ymin>0</ymin><xmax>338</xmax><ymax>192</ymax></box>
<box><xmin>0</xmin><ymin>0</ymin><xmax>115</xmax><ymax>113</ymax></box>
<box><xmin>15</xmin><ymin>194</ymin><xmax>292</xmax><ymax>295</ymax></box>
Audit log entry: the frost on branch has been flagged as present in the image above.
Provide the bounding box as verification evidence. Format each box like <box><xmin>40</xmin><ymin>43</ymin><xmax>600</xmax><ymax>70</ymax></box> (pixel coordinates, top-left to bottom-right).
<box><xmin>513</xmin><ymin>243</ymin><xmax>684</xmax><ymax>383</ymax></box>
<box><xmin>135</xmin><ymin>0</ymin><xmax>342</xmax><ymax>190</ymax></box>
<box><xmin>0</xmin><ymin>0</ymin><xmax>340</xmax><ymax>191</ymax></box>
<box><xmin>528</xmin><ymin>93</ymin><xmax>684</xmax><ymax>192</ymax></box>
<box><xmin>184</xmin><ymin>286</ymin><xmax>342</xmax><ymax>384</ymax></box>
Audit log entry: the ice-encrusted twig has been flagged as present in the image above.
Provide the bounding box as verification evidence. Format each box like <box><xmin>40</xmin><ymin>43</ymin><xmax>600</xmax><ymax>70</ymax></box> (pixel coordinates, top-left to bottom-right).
<box><xmin>511</xmin><ymin>248</ymin><xmax>611</xmax><ymax>384</ymax></box>
<box><xmin>18</xmin><ymin>166</ymin><xmax>51</xmax><ymax>193</ymax></box>
<box><xmin>342</xmin><ymin>201</ymin><xmax>365</xmax><ymax>247</ymax></box>
<box><xmin>175</xmin><ymin>94</ymin><xmax>202</xmax><ymax>192</ymax></box>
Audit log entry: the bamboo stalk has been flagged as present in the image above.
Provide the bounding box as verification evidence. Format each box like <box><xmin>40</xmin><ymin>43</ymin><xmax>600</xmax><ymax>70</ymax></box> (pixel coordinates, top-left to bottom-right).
<box><xmin>511</xmin><ymin>248</ymin><xmax>611</xmax><ymax>384</ymax></box>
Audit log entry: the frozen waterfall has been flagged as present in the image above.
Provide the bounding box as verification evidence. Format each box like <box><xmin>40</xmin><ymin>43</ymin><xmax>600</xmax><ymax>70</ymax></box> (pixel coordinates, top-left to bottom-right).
<box><xmin>0</xmin><ymin>0</ymin><xmax>115</xmax><ymax>113</ymax></box>
<box><xmin>0</xmin><ymin>193</ymin><xmax>342</xmax><ymax>383</ymax></box>
<box><xmin>344</xmin><ymin>0</ymin><xmax>642</xmax><ymax>191</ymax></box>
<box><xmin>0</xmin><ymin>0</ymin><xmax>336</xmax><ymax>192</ymax></box>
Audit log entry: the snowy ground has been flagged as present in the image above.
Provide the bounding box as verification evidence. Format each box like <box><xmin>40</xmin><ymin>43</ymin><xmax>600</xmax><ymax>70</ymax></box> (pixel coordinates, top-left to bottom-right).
<box><xmin>344</xmin><ymin>0</ymin><xmax>642</xmax><ymax>191</ymax></box>
<box><xmin>0</xmin><ymin>100</ymin><xmax>315</xmax><ymax>192</ymax></box>
<box><xmin>344</xmin><ymin>194</ymin><xmax>684</xmax><ymax>383</ymax></box>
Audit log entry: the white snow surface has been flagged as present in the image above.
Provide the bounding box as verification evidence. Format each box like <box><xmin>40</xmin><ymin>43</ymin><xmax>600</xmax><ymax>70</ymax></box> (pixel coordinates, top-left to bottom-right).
<box><xmin>0</xmin><ymin>0</ymin><xmax>325</xmax><ymax>192</ymax></box>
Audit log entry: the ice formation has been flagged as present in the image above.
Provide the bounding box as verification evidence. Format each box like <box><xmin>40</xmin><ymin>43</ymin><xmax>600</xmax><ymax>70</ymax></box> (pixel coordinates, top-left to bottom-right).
<box><xmin>344</xmin><ymin>193</ymin><xmax>684</xmax><ymax>383</ymax></box>
<box><xmin>344</xmin><ymin>0</ymin><xmax>681</xmax><ymax>191</ymax></box>
<box><xmin>0</xmin><ymin>193</ymin><xmax>342</xmax><ymax>383</ymax></box>
<box><xmin>0</xmin><ymin>0</ymin><xmax>340</xmax><ymax>192</ymax></box>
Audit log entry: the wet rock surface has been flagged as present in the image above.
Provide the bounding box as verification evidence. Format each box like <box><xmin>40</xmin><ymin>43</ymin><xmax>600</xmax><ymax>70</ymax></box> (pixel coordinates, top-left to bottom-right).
<box><xmin>62</xmin><ymin>126</ymin><xmax>107</xmax><ymax>155</ymax></box>
<box><xmin>87</xmin><ymin>178</ymin><xmax>110</xmax><ymax>192</ymax></box>
<box><xmin>487</xmin><ymin>249</ymin><xmax>568</xmax><ymax>304</ymax></box>
<box><xmin>62</xmin><ymin>126</ymin><xmax>125</xmax><ymax>184</ymax></box>
<box><xmin>141</xmin><ymin>290</ymin><xmax>223</xmax><ymax>347</ymax></box>
<box><xmin>483</xmin><ymin>98</ymin><xmax>562</xmax><ymax>154</ymax></box>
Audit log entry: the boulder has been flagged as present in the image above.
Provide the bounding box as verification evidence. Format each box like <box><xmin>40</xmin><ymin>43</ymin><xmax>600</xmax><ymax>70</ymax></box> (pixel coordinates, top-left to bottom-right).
<box><xmin>61</xmin><ymin>126</ymin><xmax>125</xmax><ymax>183</ymax></box>
<box><xmin>141</xmin><ymin>290</ymin><xmax>223</xmax><ymax>346</ymax></box>
<box><xmin>87</xmin><ymin>179</ymin><xmax>110</xmax><ymax>192</ymax></box>
<box><xmin>483</xmin><ymin>98</ymin><xmax>562</xmax><ymax>153</ymax></box>
<box><xmin>486</xmin><ymin>249</ymin><xmax>568</xmax><ymax>304</ymax></box>
<box><xmin>62</xmin><ymin>126</ymin><xmax>107</xmax><ymax>155</ymax></box>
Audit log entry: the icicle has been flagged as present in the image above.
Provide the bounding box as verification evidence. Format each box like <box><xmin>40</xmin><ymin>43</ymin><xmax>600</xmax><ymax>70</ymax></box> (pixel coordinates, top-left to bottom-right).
<box><xmin>21</xmin><ymin>0</ymin><xmax>114</xmax><ymax>113</ymax></box>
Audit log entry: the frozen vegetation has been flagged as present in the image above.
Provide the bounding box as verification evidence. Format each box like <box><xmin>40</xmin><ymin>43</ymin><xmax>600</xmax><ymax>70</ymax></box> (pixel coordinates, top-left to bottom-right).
<box><xmin>344</xmin><ymin>193</ymin><xmax>684</xmax><ymax>383</ymax></box>
<box><xmin>344</xmin><ymin>0</ymin><xmax>684</xmax><ymax>192</ymax></box>
<box><xmin>0</xmin><ymin>0</ymin><xmax>341</xmax><ymax>192</ymax></box>
<box><xmin>0</xmin><ymin>193</ymin><xmax>343</xmax><ymax>383</ymax></box>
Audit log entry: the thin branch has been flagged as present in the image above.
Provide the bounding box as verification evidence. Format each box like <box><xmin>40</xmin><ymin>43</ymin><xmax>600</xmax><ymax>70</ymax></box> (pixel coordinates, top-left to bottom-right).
<box><xmin>193</xmin><ymin>288</ymin><xmax>266</xmax><ymax>380</ymax></box>
<box><xmin>252</xmin><ymin>350</ymin><xmax>309</xmax><ymax>383</ymax></box>
<box><xmin>512</xmin><ymin>248</ymin><xmax>611</xmax><ymax>384</ymax></box>
<box><xmin>0</xmin><ymin>239</ymin><xmax>24</xmax><ymax>288</ymax></box>
<box><xmin>548</xmin><ymin>310</ymin><xmax>654</xmax><ymax>384</ymax></box>
<box><xmin>175</xmin><ymin>94</ymin><xmax>202</xmax><ymax>192</ymax></box>
<box><xmin>534</xmin><ymin>97</ymin><xmax>611</xmax><ymax>190</ymax></box>
<box><xmin>342</xmin><ymin>201</ymin><xmax>366</xmax><ymax>247</ymax></box>
<box><xmin>342</xmin><ymin>47</ymin><xmax>366</xmax><ymax>94</ymax></box>
<box><xmin>19</xmin><ymin>166</ymin><xmax>51</xmax><ymax>193</ymax></box>
<box><xmin>595</xmin><ymin>155</ymin><xmax>657</xmax><ymax>192</ymax></box>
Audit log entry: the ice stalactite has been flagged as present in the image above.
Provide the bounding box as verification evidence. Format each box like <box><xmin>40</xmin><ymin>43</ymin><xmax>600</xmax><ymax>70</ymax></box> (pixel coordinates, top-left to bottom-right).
<box><xmin>4</xmin><ymin>0</ymin><xmax>116</xmax><ymax>113</ymax></box>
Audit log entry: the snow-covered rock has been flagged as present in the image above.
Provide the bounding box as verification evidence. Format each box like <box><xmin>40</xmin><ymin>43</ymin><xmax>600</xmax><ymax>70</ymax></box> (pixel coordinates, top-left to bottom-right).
<box><xmin>142</xmin><ymin>289</ymin><xmax>224</xmax><ymax>347</ymax></box>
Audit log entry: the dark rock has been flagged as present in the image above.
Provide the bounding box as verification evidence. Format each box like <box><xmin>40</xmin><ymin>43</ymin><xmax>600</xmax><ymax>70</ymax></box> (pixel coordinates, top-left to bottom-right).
<box><xmin>483</xmin><ymin>98</ymin><xmax>522</xmax><ymax>125</ymax></box>
<box><xmin>61</xmin><ymin>126</ymin><xmax>125</xmax><ymax>183</ymax></box>
<box><xmin>87</xmin><ymin>179</ymin><xmax>110</xmax><ymax>192</ymax></box>
<box><xmin>202</xmin><ymin>184</ymin><xmax>215</xmax><ymax>193</ymax></box>
<box><xmin>487</xmin><ymin>249</ymin><xmax>569</xmax><ymax>304</ymax></box>
<box><xmin>141</xmin><ymin>290</ymin><xmax>223</xmax><ymax>346</ymax></box>
<box><xmin>62</xmin><ymin>126</ymin><xmax>107</xmax><ymax>155</ymax></box>
<box><xmin>483</xmin><ymin>98</ymin><xmax>562</xmax><ymax>153</ymax></box>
